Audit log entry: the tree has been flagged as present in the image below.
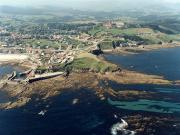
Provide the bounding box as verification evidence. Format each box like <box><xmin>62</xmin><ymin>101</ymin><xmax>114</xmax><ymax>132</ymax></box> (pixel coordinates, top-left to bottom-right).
<box><xmin>169</xmin><ymin>40</ymin><xmax>173</xmax><ymax>43</ymax></box>
<box><xmin>112</xmin><ymin>41</ymin><xmax>116</xmax><ymax>49</ymax></box>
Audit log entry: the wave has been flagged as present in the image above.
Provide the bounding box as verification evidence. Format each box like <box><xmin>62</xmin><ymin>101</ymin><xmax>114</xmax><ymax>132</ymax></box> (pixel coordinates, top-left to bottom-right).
<box><xmin>111</xmin><ymin>119</ymin><xmax>136</xmax><ymax>135</ymax></box>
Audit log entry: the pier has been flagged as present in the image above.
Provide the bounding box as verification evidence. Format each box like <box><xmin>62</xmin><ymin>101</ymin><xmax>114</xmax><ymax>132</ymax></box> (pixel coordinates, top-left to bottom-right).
<box><xmin>26</xmin><ymin>72</ymin><xmax>64</xmax><ymax>83</ymax></box>
<box><xmin>1</xmin><ymin>70</ymin><xmax>65</xmax><ymax>85</ymax></box>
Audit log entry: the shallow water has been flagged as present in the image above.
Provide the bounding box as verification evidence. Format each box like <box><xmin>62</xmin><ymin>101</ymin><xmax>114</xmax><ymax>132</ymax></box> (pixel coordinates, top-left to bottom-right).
<box><xmin>0</xmin><ymin>65</ymin><xmax>17</xmax><ymax>78</ymax></box>
<box><xmin>108</xmin><ymin>98</ymin><xmax>180</xmax><ymax>113</ymax></box>
<box><xmin>0</xmin><ymin>65</ymin><xmax>19</xmax><ymax>103</ymax></box>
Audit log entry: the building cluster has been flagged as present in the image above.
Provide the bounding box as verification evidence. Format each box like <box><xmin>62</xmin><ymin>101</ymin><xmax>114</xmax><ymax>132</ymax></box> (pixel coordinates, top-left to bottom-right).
<box><xmin>0</xmin><ymin>27</ymin><xmax>7</xmax><ymax>33</ymax></box>
<box><xmin>49</xmin><ymin>51</ymin><xmax>75</xmax><ymax>65</ymax></box>
<box><xmin>11</xmin><ymin>33</ymin><xmax>32</xmax><ymax>40</ymax></box>
<box><xmin>103</xmin><ymin>21</ymin><xmax>125</xmax><ymax>29</ymax></box>
<box><xmin>25</xmin><ymin>46</ymin><xmax>77</xmax><ymax>68</ymax></box>
<box><xmin>0</xmin><ymin>47</ymin><xmax>25</xmax><ymax>54</ymax></box>
<box><xmin>0</xmin><ymin>23</ymin><xmax>67</xmax><ymax>48</ymax></box>
<box><xmin>0</xmin><ymin>24</ymin><xmax>79</xmax><ymax>70</ymax></box>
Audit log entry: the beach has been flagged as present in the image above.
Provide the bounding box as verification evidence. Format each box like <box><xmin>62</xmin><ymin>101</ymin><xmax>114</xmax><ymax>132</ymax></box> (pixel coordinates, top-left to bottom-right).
<box><xmin>0</xmin><ymin>54</ymin><xmax>29</xmax><ymax>63</ymax></box>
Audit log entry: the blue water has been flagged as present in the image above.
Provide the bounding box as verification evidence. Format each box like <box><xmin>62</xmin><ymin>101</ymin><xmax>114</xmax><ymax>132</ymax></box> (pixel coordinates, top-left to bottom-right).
<box><xmin>108</xmin><ymin>98</ymin><xmax>180</xmax><ymax>113</ymax></box>
<box><xmin>105</xmin><ymin>47</ymin><xmax>180</xmax><ymax>81</ymax></box>
<box><xmin>0</xmin><ymin>89</ymin><xmax>120</xmax><ymax>135</ymax></box>
<box><xmin>1</xmin><ymin>48</ymin><xmax>180</xmax><ymax>135</ymax></box>
<box><xmin>0</xmin><ymin>65</ymin><xmax>19</xmax><ymax>78</ymax></box>
<box><xmin>0</xmin><ymin>91</ymin><xmax>9</xmax><ymax>103</ymax></box>
<box><xmin>0</xmin><ymin>65</ymin><xmax>20</xmax><ymax>103</ymax></box>
<box><xmin>104</xmin><ymin>47</ymin><xmax>180</xmax><ymax>117</ymax></box>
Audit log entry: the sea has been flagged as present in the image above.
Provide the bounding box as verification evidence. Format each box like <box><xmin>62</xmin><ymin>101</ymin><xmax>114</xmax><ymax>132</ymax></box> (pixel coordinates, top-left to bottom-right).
<box><xmin>0</xmin><ymin>47</ymin><xmax>180</xmax><ymax>135</ymax></box>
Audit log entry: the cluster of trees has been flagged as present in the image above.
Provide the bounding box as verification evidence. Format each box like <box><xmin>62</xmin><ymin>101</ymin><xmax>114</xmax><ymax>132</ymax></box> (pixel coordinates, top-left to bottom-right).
<box><xmin>123</xmin><ymin>35</ymin><xmax>152</xmax><ymax>45</ymax></box>
<box><xmin>2</xmin><ymin>21</ymin><xmax>96</xmax><ymax>37</ymax></box>
<box><xmin>112</xmin><ymin>40</ymin><xmax>127</xmax><ymax>49</ymax></box>
<box><xmin>47</xmin><ymin>23</ymin><xmax>96</xmax><ymax>31</ymax></box>
<box><xmin>15</xmin><ymin>23</ymin><xmax>96</xmax><ymax>36</ymax></box>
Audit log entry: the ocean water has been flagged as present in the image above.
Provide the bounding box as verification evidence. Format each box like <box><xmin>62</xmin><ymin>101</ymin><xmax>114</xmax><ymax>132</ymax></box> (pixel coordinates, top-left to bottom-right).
<box><xmin>104</xmin><ymin>47</ymin><xmax>180</xmax><ymax>134</ymax></box>
<box><xmin>0</xmin><ymin>88</ymin><xmax>120</xmax><ymax>135</ymax></box>
<box><xmin>105</xmin><ymin>47</ymin><xmax>180</xmax><ymax>81</ymax></box>
<box><xmin>1</xmin><ymin>47</ymin><xmax>180</xmax><ymax>135</ymax></box>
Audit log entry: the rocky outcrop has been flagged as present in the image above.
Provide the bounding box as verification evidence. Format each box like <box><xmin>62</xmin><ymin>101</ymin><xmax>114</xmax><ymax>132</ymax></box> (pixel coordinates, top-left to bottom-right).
<box><xmin>90</xmin><ymin>49</ymin><xmax>103</xmax><ymax>56</ymax></box>
<box><xmin>0</xmin><ymin>97</ymin><xmax>30</xmax><ymax>110</ymax></box>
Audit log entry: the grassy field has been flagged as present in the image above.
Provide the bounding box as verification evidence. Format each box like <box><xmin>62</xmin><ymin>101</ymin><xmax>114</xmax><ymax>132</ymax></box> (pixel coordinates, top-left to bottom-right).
<box><xmin>88</xmin><ymin>27</ymin><xmax>154</xmax><ymax>36</ymax></box>
<box><xmin>64</xmin><ymin>52</ymin><xmax>118</xmax><ymax>73</ymax></box>
<box><xmin>67</xmin><ymin>57</ymin><xmax>117</xmax><ymax>73</ymax></box>
<box><xmin>88</xmin><ymin>26</ymin><xmax>180</xmax><ymax>46</ymax></box>
<box><xmin>36</xmin><ymin>52</ymin><xmax>118</xmax><ymax>73</ymax></box>
<box><xmin>22</xmin><ymin>39</ymin><xmax>60</xmax><ymax>49</ymax></box>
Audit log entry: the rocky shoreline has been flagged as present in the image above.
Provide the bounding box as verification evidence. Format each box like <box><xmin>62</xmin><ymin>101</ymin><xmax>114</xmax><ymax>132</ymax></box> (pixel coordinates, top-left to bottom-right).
<box><xmin>0</xmin><ymin>67</ymin><xmax>172</xmax><ymax>110</ymax></box>
<box><xmin>0</xmin><ymin>52</ymin><xmax>180</xmax><ymax>135</ymax></box>
<box><xmin>0</xmin><ymin>45</ymin><xmax>178</xmax><ymax>110</ymax></box>
<box><xmin>103</xmin><ymin>43</ymin><xmax>180</xmax><ymax>55</ymax></box>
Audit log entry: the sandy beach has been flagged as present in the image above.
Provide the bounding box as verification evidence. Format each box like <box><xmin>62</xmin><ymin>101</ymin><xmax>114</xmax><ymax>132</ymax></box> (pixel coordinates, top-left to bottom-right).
<box><xmin>0</xmin><ymin>54</ymin><xmax>29</xmax><ymax>63</ymax></box>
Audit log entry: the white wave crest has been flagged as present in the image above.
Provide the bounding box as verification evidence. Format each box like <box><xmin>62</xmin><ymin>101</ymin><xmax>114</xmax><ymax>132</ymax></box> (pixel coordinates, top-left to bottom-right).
<box><xmin>111</xmin><ymin>119</ymin><xmax>136</xmax><ymax>135</ymax></box>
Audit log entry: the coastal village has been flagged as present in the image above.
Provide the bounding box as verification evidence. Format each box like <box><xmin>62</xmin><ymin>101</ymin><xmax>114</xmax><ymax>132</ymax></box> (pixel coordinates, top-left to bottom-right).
<box><xmin>1</xmin><ymin>3</ymin><xmax>180</xmax><ymax>135</ymax></box>
<box><xmin>0</xmin><ymin>31</ymin><xmax>103</xmax><ymax>84</ymax></box>
<box><xmin>0</xmin><ymin>19</ymin><xmax>180</xmax><ymax>85</ymax></box>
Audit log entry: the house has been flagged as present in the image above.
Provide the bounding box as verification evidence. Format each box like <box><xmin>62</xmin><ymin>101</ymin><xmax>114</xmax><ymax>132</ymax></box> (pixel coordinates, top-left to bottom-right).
<box><xmin>114</xmin><ymin>22</ymin><xmax>125</xmax><ymax>28</ymax></box>
<box><xmin>103</xmin><ymin>21</ymin><xmax>114</xmax><ymax>29</ymax></box>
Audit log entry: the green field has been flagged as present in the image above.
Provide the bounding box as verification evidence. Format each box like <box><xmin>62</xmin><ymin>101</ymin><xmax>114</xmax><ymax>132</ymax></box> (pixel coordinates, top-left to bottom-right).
<box><xmin>22</xmin><ymin>39</ymin><xmax>60</xmax><ymax>49</ymax></box>
<box><xmin>88</xmin><ymin>26</ymin><xmax>180</xmax><ymax>48</ymax></box>
<box><xmin>65</xmin><ymin>57</ymin><xmax>118</xmax><ymax>73</ymax></box>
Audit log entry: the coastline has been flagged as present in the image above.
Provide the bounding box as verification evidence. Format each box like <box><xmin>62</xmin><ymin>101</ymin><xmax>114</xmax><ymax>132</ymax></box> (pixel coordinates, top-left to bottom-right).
<box><xmin>103</xmin><ymin>43</ymin><xmax>180</xmax><ymax>55</ymax></box>
<box><xmin>0</xmin><ymin>53</ymin><xmax>29</xmax><ymax>63</ymax></box>
<box><xmin>0</xmin><ymin>53</ymin><xmax>32</xmax><ymax>70</ymax></box>
<box><xmin>0</xmin><ymin>70</ymin><xmax>172</xmax><ymax>110</ymax></box>
<box><xmin>0</xmin><ymin>45</ymin><xmax>179</xmax><ymax>109</ymax></box>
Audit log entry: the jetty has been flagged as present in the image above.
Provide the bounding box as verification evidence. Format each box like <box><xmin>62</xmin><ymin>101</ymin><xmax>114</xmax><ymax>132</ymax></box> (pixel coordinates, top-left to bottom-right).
<box><xmin>25</xmin><ymin>72</ymin><xmax>64</xmax><ymax>83</ymax></box>
<box><xmin>0</xmin><ymin>70</ymin><xmax>65</xmax><ymax>85</ymax></box>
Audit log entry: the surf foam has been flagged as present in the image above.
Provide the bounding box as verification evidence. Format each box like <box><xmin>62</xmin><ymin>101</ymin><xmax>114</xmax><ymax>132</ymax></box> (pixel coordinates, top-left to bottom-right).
<box><xmin>111</xmin><ymin>119</ymin><xmax>136</xmax><ymax>135</ymax></box>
